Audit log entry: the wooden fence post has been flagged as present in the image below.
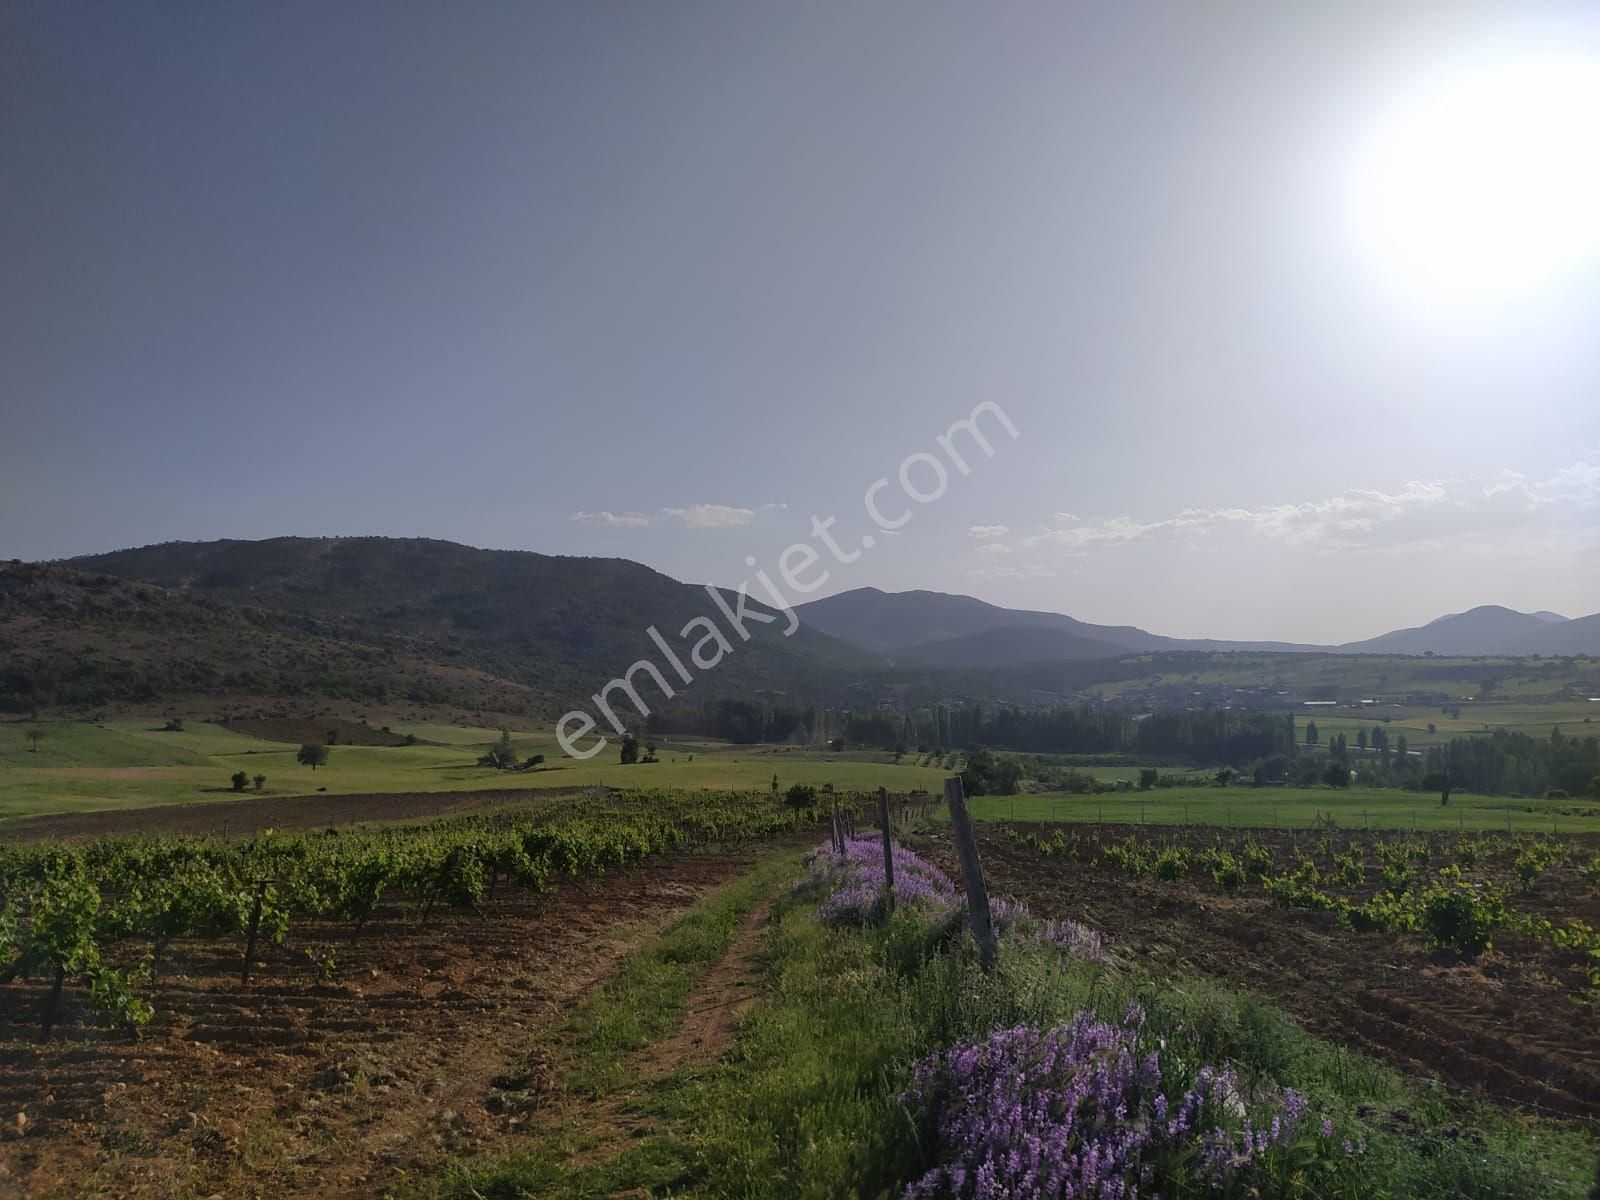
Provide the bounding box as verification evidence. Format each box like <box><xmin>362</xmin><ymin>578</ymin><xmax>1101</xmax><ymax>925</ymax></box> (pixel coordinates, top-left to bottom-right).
<box><xmin>877</xmin><ymin>787</ymin><xmax>895</xmax><ymax>913</ymax></box>
<box><xmin>945</xmin><ymin>776</ymin><xmax>996</xmax><ymax>972</ymax></box>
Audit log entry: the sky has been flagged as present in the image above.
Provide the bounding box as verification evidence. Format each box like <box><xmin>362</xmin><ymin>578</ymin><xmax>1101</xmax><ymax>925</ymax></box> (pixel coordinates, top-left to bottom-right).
<box><xmin>2</xmin><ymin>1</ymin><xmax>1598</xmax><ymax>644</ymax></box>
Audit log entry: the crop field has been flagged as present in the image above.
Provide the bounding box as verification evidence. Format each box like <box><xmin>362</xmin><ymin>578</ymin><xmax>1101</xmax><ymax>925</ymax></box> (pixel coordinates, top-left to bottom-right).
<box><xmin>1301</xmin><ymin>699</ymin><xmax>1599</xmax><ymax>749</ymax></box>
<box><xmin>1089</xmin><ymin>653</ymin><xmax>1600</xmax><ymax>703</ymax></box>
<box><xmin>960</xmin><ymin>784</ymin><xmax>1600</xmax><ymax>833</ymax></box>
<box><xmin>913</xmin><ymin>820</ymin><xmax>1600</xmax><ymax>1121</ymax></box>
<box><xmin>0</xmin><ymin>788</ymin><xmax>821</xmax><ymax>1196</ymax></box>
<box><xmin>0</xmin><ymin>719</ymin><xmax>944</xmax><ymax>822</ymax></box>
<box><xmin>3</xmin><ymin>784</ymin><xmax>1599</xmax><ymax>1197</ymax></box>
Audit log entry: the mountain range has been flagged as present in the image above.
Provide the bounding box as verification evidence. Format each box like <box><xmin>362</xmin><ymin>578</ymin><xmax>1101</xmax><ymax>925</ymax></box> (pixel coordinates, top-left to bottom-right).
<box><xmin>796</xmin><ymin>588</ymin><xmax>1600</xmax><ymax>663</ymax></box>
<box><xmin>3</xmin><ymin>537</ymin><xmax>1596</xmax><ymax>716</ymax></box>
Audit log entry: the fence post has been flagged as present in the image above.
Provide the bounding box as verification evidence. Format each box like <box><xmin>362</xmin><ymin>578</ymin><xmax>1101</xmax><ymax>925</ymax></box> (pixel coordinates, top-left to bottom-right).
<box><xmin>945</xmin><ymin>776</ymin><xmax>997</xmax><ymax>972</ymax></box>
<box><xmin>877</xmin><ymin>787</ymin><xmax>895</xmax><ymax>914</ymax></box>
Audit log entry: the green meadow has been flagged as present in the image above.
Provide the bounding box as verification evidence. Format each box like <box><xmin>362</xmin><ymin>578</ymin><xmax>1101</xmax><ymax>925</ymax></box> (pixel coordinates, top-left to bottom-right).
<box><xmin>0</xmin><ymin>719</ymin><xmax>946</xmax><ymax>822</ymax></box>
<box><xmin>1301</xmin><ymin>699</ymin><xmax>1599</xmax><ymax>749</ymax></box>
<box><xmin>957</xmin><ymin>785</ymin><xmax>1600</xmax><ymax>834</ymax></box>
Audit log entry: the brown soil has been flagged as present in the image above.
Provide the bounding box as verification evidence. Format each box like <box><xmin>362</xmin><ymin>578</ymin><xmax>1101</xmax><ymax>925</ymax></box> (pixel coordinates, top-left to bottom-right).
<box><xmin>0</xmin><ymin>788</ymin><xmax>586</xmax><ymax>844</ymax></box>
<box><xmin>913</xmin><ymin>823</ymin><xmax>1600</xmax><ymax>1122</ymax></box>
<box><xmin>0</xmin><ymin>846</ymin><xmax>784</xmax><ymax>1199</ymax></box>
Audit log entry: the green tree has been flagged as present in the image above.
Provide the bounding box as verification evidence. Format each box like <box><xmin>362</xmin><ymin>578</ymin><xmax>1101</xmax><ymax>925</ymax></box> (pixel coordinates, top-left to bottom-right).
<box><xmin>1305</xmin><ymin>720</ymin><xmax>1318</xmax><ymax>746</ymax></box>
<box><xmin>252</xmin><ymin>773</ymin><xmax>267</xmax><ymax>792</ymax></box>
<box><xmin>1323</xmin><ymin>762</ymin><xmax>1351</xmax><ymax>788</ymax></box>
<box><xmin>297</xmin><ymin>743</ymin><xmax>328</xmax><ymax>771</ymax></box>
<box><xmin>620</xmin><ymin>734</ymin><xmax>640</xmax><ymax>765</ymax></box>
<box><xmin>478</xmin><ymin>729</ymin><xmax>518</xmax><ymax>770</ymax></box>
<box><xmin>230</xmin><ymin>770</ymin><xmax>249</xmax><ymax>793</ymax></box>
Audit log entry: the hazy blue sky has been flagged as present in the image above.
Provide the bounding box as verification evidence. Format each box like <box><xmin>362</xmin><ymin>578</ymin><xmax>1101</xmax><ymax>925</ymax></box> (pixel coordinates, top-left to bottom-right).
<box><xmin>3</xmin><ymin>2</ymin><xmax>1597</xmax><ymax>642</ymax></box>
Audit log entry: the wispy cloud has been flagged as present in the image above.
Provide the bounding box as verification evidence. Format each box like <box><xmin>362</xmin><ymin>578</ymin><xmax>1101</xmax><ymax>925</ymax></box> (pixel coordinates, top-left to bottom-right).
<box><xmin>661</xmin><ymin>502</ymin><xmax>786</xmax><ymax>529</ymax></box>
<box><xmin>1025</xmin><ymin>463</ymin><xmax>1600</xmax><ymax>555</ymax></box>
<box><xmin>965</xmin><ymin>562</ymin><xmax>1056</xmax><ymax>580</ymax></box>
<box><xmin>974</xmin><ymin>542</ymin><xmax>1011</xmax><ymax>554</ymax></box>
<box><xmin>968</xmin><ymin>524</ymin><xmax>1010</xmax><ymax>539</ymax></box>
<box><xmin>573</xmin><ymin>501</ymin><xmax>787</xmax><ymax>530</ymax></box>
<box><xmin>571</xmin><ymin>510</ymin><xmax>652</xmax><ymax>528</ymax></box>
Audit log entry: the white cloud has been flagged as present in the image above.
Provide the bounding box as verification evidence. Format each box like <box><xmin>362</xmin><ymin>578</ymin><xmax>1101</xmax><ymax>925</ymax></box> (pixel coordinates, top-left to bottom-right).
<box><xmin>965</xmin><ymin>562</ymin><xmax>1056</xmax><ymax>580</ymax></box>
<box><xmin>968</xmin><ymin>524</ymin><xmax>1010</xmax><ymax>539</ymax></box>
<box><xmin>974</xmin><ymin>542</ymin><xmax>1011</xmax><ymax>554</ymax></box>
<box><xmin>1023</xmin><ymin>462</ymin><xmax>1600</xmax><ymax>555</ymax></box>
<box><xmin>661</xmin><ymin>502</ymin><xmax>787</xmax><ymax>529</ymax></box>
<box><xmin>573</xmin><ymin>501</ymin><xmax>787</xmax><ymax>530</ymax></box>
<box><xmin>571</xmin><ymin>510</ymin><xmax>652</xmax><ymax>528</ymax></box>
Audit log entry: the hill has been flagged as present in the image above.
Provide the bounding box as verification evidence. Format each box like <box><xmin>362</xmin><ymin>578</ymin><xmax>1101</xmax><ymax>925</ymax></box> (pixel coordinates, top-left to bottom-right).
<box><xmin>0</xmin><ymin>560</ymin><xmax>550</xmax><ymax>716</ymax></box>
<box><xmin>794</xmin><ymin>587</ymin><xmax>1319</xmax><ymax>664</ymax></box>
<box><xmin>66</xmin><ymin>537</ymin><xmax>881</xmax><ymax>706</ymax></box>
<box><xmin>1338</xmin><ymin>605</ymin><xmax>1600</xmax><ymax>657</ymax></box>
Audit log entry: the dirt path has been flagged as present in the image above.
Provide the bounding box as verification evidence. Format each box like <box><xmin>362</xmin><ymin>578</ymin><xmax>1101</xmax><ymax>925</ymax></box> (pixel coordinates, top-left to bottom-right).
<box><xmin>638</xmin><ymin>894</ymin><xmax>774</xmax><ymax>1078</ymax></box>
<box><xmin>0</xmin><ymin>847</ymin><xmax>786</xmax><ymax>1200</ymax></box>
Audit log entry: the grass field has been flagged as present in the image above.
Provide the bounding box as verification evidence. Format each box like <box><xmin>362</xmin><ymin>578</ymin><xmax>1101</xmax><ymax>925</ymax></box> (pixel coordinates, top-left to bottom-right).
<box><xmin>1301</xmin><ymin>699</ymin><xmax>1599</xmax><ymax>749</ymax></box>
<box><xmin>1091</xmin><ymin>654</ymin><xmax>1600</xmax><ymax>703</ymax></box>
<box><xmin>958</xmin><ymin>784</ymin><xmax>1600</xmax><ymax>833</ymax></box>
<box><xmin>0</xmin><ymin>719</ymin><xmax>945</xmax><ymax>822</ymax></box>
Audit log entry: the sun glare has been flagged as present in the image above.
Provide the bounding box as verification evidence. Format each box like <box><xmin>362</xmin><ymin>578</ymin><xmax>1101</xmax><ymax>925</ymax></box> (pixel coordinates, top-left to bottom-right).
<box><xmin>1348</xmin><ymin>49</ymin><xmax>1600</xmax><ymax>314</ymax></box>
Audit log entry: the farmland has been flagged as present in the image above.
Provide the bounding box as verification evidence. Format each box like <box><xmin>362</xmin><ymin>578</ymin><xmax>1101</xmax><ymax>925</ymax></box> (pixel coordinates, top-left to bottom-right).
<box><xmin>0</xmin><ymin>719</ymin><xmax>943</xmax><ymax>824</ymax></box>
<box><xmin>913</xmin><ymin>819</ymin><xmax>1600</xmax><ymax>1120</ymax></box>
<box><xmin>0</xmin><ymin>789</ymin><xmax>821</xmax><ymax>1195</ymax></box>
<box><xmin>1087</xmin><ymin>653</ymin><xmax>1600</xmax><ymax>706</ymax></box>
<box><xmin>3</xmin><ymin>708</ymin><xmax>1598</xmax><ymax>1197</ymax></box>
<box><xmin>3</xmin><ymin>783</ymin><xmax>1599</xmax><ymax>1197</ymax></box>
<box><xmin>958</xmin><ymin>784</ymin><xmax>1600</xmax><ymax>834</ymax></box>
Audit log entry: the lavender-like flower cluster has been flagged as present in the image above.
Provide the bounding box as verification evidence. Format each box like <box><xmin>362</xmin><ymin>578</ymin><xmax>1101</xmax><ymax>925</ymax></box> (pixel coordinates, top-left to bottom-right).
<box><xmin>803</xmin><ymin>836</ymin><xmax>960</xmax><ymax>927</ymax></box>
<box><xmin>801</xmin><ymin>839</ymin><xmax>1110</xmax><ymax>969</ymax></box>
<box><xmin>988</xmin><ymin>896</ymin><xmax>1110</xmax><ymax>965</ymax></box>
<box><xmin>902</xmin><ymin>1005</ymin><xmax>1355</xmax><ymax>1199</ymax></box>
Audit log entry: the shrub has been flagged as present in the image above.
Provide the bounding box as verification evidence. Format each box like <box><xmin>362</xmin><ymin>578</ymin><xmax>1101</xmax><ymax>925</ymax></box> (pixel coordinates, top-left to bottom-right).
<box><xmin>1420</xmin><ymin>876</ymin><xmax>1504</xmax><ymax>958</ymax></box>
<box><xmin>1153</xmin><ymin>846</ymin><xmax>1188</xmax><ymax>881</ymax></box>
<box><xmin>1334</xmin><ymin>848</ymin><xmax>1365</xmax><ymax>887</ymax></box>
<box><xmin>1513</xmin><ymin>849</ymin><xmax>1544</xmax><ymax>892</ymax></box>
<box><xmin>1211</xmin><ymin>853</ymin><xmax>1246</xmax><ymax>896</ymax></box>
<box><xmin>1240</xmin><ymin>840</ymin><xmax>1275</xmax><ymax>877</ymax></box>
<box><xmin>784</xmin><ymin>782</ymin><xmax>817</xmax><ymax>811</ymax></box>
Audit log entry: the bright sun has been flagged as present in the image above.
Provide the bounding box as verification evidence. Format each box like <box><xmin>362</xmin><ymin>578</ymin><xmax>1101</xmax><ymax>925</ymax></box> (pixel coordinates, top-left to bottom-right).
<box><xmin>1348</xmin><ymin>49</ymin><xmax>1600</xmax><ymax>313</ymax></box>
